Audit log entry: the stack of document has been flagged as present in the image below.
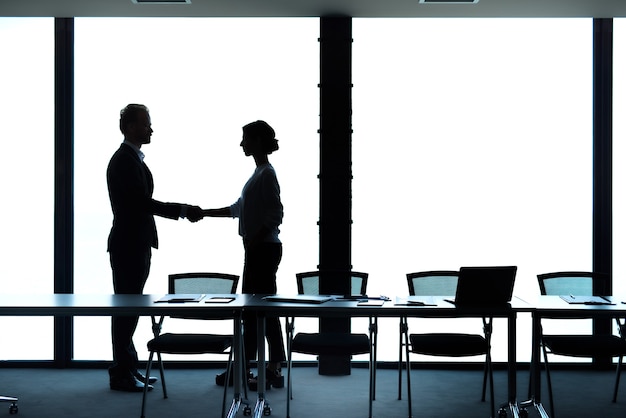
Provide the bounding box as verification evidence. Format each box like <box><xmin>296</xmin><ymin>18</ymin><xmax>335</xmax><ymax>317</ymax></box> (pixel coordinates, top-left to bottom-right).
<box><xmin>154</xmin><ymin>294</ymin><xmax>206</xmax><ymax>303</ymax></box>
<box><xmin>559</xmin><ymin>295</ymin><xmax>613</xmax><ymax>305</ymax></box>
<box><xmin>394</xmin><ymin>296</ymin><xmax>438</xmax><ymax>306</ymax></box>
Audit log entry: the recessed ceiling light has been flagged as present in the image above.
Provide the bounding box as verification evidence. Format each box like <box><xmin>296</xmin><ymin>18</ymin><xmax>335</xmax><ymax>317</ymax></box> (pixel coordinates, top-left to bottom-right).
<box><xmin>131</xmin><ymin>0</ymin><xmax>191</xmax><ymax>4</ymax></box>
<box><xmin>419</xmin><ymin>0</ymin><xmax>479</xmax><ymax>3</ymax></box>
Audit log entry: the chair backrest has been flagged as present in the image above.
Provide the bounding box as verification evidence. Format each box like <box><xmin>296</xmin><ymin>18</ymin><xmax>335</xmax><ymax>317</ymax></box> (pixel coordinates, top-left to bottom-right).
<box><xmin>296</xmin><ymin>271</ymin><xmax>368</xmax><ymax>296</ymax></box>
<box><xmin>407</xmin><ymin>271</ymin><xmax>459</xmax><ymax>296</ymax></box>
<box><xmin>168</xmin><ymin>272</ymin><xmax>239</xmax><ymax>294</ymax></box>
<box><xmin>537</xmin><ymin>271</ymin><xmax>610</xmax><ymax>296</ymax></box>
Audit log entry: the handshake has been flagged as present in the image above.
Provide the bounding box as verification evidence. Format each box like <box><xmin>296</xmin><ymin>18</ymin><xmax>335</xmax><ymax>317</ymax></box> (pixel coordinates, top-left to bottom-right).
<box><xmin>183</xmin><ymin>205</ymin><xmax>227</xmax><ymax>222</ymax></box>
<box><xmin>182</xmin><ymin>205</ymin><xmax>232</xmax><ymax>222</ymax></box>
<box><xmin>184</xmin><ymin>205</ymin><xmax>205</xmax><ymax>223</ymax></box>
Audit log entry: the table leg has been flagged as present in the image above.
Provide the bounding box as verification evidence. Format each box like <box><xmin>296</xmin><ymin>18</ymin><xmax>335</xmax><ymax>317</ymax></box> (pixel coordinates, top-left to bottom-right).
<box><xmin>502</xmin><ymin>313</ymin><xmax>521</xmax><ymax>418</ymax></box>
<box><xmin>225</xmin><ymin>311</ymin><xmax>244</xmax><ymax>418</ymax></box>
<box><xmin>531</xmin><ymin>312</ymin><xmax>550</xmax><ymax>417</ymax></box>
<box><xmin>518</xmin><ymin>311</ymin><xmax>550</xmax><ymax>418</ymax></box>
<box><xmin>253</xmin><ymin>313</ymin><xmax>269</xmax><ymax>418</ymax></box>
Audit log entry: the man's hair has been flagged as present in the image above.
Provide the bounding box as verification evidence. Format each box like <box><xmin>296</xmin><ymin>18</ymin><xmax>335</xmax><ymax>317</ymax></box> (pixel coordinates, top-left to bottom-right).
<box><xmin>119</xmin><ymin>104</ymin><xmax>149</xmax><ymax>135</ymax></box>
<box><xmin>243</xmin><ymin>120</ymin><xmax>279</xmax><ymax>154</ymax></box>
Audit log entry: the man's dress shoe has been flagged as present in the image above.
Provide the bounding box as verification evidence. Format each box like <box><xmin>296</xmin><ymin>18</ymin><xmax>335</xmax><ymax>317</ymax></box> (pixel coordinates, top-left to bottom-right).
<box><xmin>110</xmin><ymin>375</ymin><xmax>153</xmax><ymax>392</ymax></box>
<box><xmin>134</xmin><ymin>371</ymin><xmax>158</xmax><ymax>385</ymax></box>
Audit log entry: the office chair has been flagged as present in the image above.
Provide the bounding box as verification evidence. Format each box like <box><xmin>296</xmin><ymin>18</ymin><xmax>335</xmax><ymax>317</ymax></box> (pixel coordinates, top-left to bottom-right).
<box><xmin>140</xmin><ymin>272</ymin><xmax>241</xmax><ymax>418</ymax></box>
<box><xmin>285</xmin><ymin>271</ymin><xmax>376</xmax><ymax>418</ymax></box>
<box><xmin>535</xmin><ymin>271</ymin><xmax>626</xmax><ymax>418</ymax></box>
<box><xmin>399</xmin><ymin>271</ymin><xmax>494</xmax><ymax>418</ymax></box>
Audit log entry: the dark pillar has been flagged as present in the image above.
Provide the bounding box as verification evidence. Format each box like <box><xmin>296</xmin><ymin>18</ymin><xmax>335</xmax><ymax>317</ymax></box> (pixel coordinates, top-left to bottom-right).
<box><xmin>318</xmin><ymin>16</ymin><xmax>353</xmax><ymax>375</ymax></box>
<box><xmin>54</xmin><ymin>17</ymin><xmax>74</xmax><ymax>368</ymax></box>
<box><xmin>592</xmin><ymin>18</ymin><xmax>612</xmax><ymax>367</ymax></box>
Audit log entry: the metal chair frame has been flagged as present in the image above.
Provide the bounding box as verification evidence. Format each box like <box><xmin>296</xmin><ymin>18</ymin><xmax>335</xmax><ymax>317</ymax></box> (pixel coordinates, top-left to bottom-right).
<box><xmin>285</xmin><ymin>271</ymin><xmax>377</xmax><ymax>418</ymax></box>
<box><xmin>399</xmin><ymin>270</ymin><xmax>494</xmax><ymax>418</ymax></box>
<box><xmin>140</xmin><ymin>272</ymin><xmax>241</xmax><ymax>418</ymax></box>
<box><xmin>535</xmin><ymin>271</ymin><xmax>626</xmax><ymax>418</ymax></box>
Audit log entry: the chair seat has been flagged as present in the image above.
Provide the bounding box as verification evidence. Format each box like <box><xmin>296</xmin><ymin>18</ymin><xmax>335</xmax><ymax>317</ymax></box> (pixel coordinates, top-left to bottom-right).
<box><xmin>147</xmin><ymin>333</ymin><xmax>232</xmax><ymax>354</ymax></box>
<box><xmin>409</xmin><ymin>333</ymin><xmax>488</xmax><ymax>357</ymax></box>
<box><xmin>291</xmin><ymin>332</ymin><xmax>370</xmax><ymax>356</ymax></box>
<box><xmin>542</xmin><ymin>334</ymin><xmax>626</xmax><ymax>358</ymax></box>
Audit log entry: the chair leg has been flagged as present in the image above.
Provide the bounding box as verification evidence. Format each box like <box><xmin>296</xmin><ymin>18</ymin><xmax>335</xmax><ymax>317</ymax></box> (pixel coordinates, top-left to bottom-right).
<box><xmin>482</xmin><ymin>317</ymin><xmax>494</xmax><ymax>418</ymax></box>
<box><xmin>401</xmin><ymin>317</ymin><xmax>413</xmax><ymax>418</ymax></box>
<box><xmin>481</xmin><ymin>359</ymin><xmax>488</xmax><ymax>402</ymax></box>
<box><xmin>140</xmin><ymin>351</ymin><xmax>155</xmax><ymax>418</ymax></box>
<box><xmin>398</xmin><ymin>317</ymin><xmax>405</xmax><ymax>401</ymax></box>
<box><xmin>613</xmin><ymin>355</ymin><xmax>624</xmax><ymax>403</ymax></box>
<box><xmin>286</xmin><ymin>317</ymin><xmax>294</xmax><ymax>418</ymax></box>
<box><xmin>542</xmin><ymin>345</ymin><xmax>555</xmax><ymax>418</ymax></box>
<box><xmin>155</xmin><ymin>351</ymin><xmax>167</xmax><ymax>398</ymax></box>
<box><xmin>221</xmin><ymin>350</ymin><xmax>234</xmax><ymax>418</ymax></box>
<box><xmin>487</xmin><ymin>351</ymin><xmax>495</xmax><ymax>418</ymax></box>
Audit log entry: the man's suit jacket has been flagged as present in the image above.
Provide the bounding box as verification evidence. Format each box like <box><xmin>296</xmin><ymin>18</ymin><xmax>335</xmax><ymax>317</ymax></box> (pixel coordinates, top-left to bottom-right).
<box><xmin>107</xmin><ymin>143</ymin><xmax>183</xmax><ymax>253</ymax></box>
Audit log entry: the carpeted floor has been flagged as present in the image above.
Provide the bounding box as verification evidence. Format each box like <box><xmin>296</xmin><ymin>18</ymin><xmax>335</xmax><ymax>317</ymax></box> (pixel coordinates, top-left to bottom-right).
<box><xmin>0</xmin><ymin>365</ymin><xmax>624</xmax><ymax>417</ymax></box>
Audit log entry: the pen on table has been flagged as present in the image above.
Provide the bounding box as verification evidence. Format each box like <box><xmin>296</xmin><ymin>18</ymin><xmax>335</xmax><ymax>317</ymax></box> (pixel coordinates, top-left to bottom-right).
<box><xmin>570</xmin><ymin>294</ymin><xmax>575</xmax><ymax>299</ymax></box>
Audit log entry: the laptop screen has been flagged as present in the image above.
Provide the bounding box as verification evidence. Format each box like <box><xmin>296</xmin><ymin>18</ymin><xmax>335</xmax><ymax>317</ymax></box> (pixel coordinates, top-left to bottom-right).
<box><xmin>452</xmin><ymin>266</ymin><xmax>517</xmax><ymax>305</ymax></box>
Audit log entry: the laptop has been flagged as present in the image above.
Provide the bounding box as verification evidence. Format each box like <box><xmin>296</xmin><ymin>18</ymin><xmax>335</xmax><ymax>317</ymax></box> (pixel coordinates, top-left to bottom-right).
<box><xmin>447</xmin><ymin>266</ymin><xmax>517</xmax><ymax>306</ymax></box>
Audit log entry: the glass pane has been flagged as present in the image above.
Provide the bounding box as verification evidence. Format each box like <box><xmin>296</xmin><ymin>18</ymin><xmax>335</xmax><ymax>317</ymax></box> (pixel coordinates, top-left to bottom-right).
<box><xmin>0</xmin><ymin>18</ymin><xmax>55</xmax><ymax>360</ymax></box>
<box><xmin>73</xmin><ymin>17</ymin><xmax>319</xmax><ymax>360</ymax></box>
<box><xmin>353</xmin><ymin>18</ymin><xmax>592</xmax><ymax>362</ymax></box>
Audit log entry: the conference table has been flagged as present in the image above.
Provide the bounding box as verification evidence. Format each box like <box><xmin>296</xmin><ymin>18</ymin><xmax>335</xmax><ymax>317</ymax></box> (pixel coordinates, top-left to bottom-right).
<box><xmin>247</xmin><ymin>294</ymin><xmax>533</xmax><ymax>418</ymax></box>
<box><xmin>0</xmin><ymin>293</ymin><xmax>247</xmax><ymax>418</ymax></box>
<box><xmin>0</xmin><ymin>293</ymin><xmax>562</xmax><ymax>418</ymax></box>
<box><xmin>524</xmin><ymin>295</ymin><xmax>626</xmax><ymax>418</ymax></box>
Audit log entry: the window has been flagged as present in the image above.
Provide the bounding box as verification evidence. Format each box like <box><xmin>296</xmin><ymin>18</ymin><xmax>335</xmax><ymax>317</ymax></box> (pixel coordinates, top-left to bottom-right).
<box><xmin>73</xmin><ymin>18</ymin><xmax>319</xmax><ymax>360</ymax></box>
<box><xmin>0</xmin><ymin>16</ymin><xmax>597</xmax><ymax>364</ymax></box>
<box><xmin>0</xmin><ymin>18</ymin><xmax>55</xmax><ymax>360</ymax></box>
<box><xmin>353</xmin><ymin>18</ymin><xmax>592</xmax><ymax>362</ymax></box>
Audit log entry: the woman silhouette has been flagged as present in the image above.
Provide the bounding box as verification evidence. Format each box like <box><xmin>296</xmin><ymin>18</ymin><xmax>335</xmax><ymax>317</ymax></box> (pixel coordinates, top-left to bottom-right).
<box><xmin>203</xmin><ymin>120</ymin><xmax>286</xmax><ymax>389</ymax></box>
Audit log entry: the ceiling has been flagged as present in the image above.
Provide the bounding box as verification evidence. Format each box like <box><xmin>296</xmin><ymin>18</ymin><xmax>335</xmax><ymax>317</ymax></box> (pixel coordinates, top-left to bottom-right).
<box><xmin>3</xmin><ymin>0</ymin><xmax>626</xmax><ymax>19</ymax></box>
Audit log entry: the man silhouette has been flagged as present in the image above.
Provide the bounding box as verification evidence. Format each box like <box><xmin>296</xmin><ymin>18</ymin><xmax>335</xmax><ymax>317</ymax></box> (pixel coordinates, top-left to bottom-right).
<box><xmin>106</xmin><ymin>103</ymin><xmax>202</xmax><ymax>392</ymax></box>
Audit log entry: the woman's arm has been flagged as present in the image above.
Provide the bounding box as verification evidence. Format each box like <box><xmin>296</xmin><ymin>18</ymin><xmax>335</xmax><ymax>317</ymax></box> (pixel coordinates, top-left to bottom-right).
<box><xmin>201</xmin><ymin>207</ymin><xmax>232</xmax><ymax>217</ymax></box>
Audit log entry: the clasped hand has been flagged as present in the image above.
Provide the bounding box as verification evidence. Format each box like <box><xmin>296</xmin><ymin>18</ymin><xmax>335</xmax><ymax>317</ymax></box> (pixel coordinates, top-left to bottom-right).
<box><xmin>185</xmin><ymin>205</ymin><xmax>204</xmax><ymax>223</ymax></box>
